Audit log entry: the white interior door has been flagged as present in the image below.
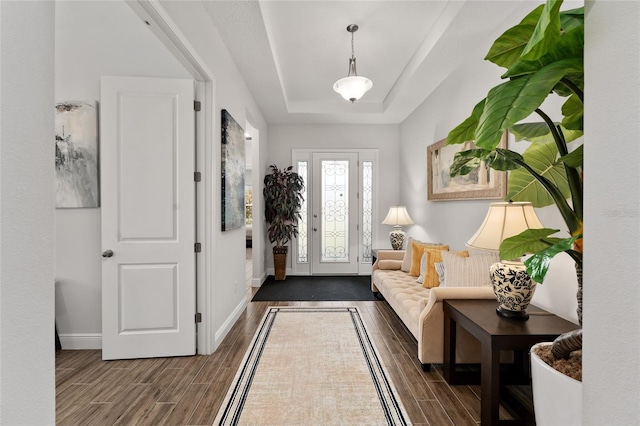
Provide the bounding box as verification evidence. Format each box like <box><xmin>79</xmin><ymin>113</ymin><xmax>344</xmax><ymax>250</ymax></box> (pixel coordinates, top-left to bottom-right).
<box><xmin>100</xmin><ymin>76</ymin><xmax>196</xmax><ymax>360</ymax></box>
<box><xmin>311</xmin><ymin>153</ymin><xmax>359</xmax><ymax>274</ymax></box>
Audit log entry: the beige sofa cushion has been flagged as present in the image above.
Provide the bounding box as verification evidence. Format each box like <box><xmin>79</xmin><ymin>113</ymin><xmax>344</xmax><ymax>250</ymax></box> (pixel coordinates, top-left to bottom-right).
<box><xmin>372</xmin><ymin>269</ymin><xmax>429</xmax><ymax>339</ymax></box>
<box><xmin>377</xmin><ymin>259</ymin><xmax>403</xmax><ymax>270</ymax></box>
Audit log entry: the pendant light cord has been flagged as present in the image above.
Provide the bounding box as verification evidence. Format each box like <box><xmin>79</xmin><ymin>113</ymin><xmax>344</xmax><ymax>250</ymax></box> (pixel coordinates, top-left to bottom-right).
<box><xmin>351</xmin><ymin>31</ymin><xmax>355</xmax><ymax>60</ymax></box>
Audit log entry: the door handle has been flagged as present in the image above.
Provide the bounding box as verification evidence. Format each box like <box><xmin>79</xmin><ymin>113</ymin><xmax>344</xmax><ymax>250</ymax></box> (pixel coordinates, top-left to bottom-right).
<box><xmin>313</xmin><ymin>228</ymin><xmax>318</xmax><ymax>232</ymax></box>
<box><xmin>102</xmin><ymin>249</ymin><xmax>114</xmax><ymax>258</ymax></box>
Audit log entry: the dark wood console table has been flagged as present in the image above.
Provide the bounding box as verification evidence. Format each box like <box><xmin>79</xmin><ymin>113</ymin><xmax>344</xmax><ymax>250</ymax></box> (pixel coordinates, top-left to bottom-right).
<box><xmin>443</xmin><ymin>299</ymin><xmax>577</xmax><ymax>426</ymax></box>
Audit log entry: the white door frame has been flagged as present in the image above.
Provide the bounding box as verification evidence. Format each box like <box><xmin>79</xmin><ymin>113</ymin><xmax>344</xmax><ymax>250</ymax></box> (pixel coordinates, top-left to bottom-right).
<box><xmin>127</xmin><ymin>0</ymin><xmax>216</xmax><ymax>354</ymax></box>
<box><xmin>292</xmin><ymin>149</ymin><xmax>378</xmax><ymax>276</ymax></box>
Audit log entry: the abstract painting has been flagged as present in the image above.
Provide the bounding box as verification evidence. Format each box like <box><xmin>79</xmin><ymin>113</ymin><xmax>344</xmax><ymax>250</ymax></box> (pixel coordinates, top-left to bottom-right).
<box><xmin>55</xmin><ymin>101</ymin><xmax>99</xmax><ymax>208</ymax></box>
<box><xmin>427</xmin><ymin>132</ymin><xmax>507</xmax><ymax>201</ymax></box>
<box><xmin>221</xmin><ymin>109</ymin><xmax>245</xmax><ymax>231</ymax></box>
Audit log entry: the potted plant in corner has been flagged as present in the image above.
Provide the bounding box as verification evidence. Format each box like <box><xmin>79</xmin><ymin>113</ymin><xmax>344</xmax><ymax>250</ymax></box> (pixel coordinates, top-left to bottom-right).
<box><xmin>263</xmin><ymin>164</ymin><xmax>305</xmax><ymax>280</ymax></box>
<box><xmin>446</xmin><ymin>1</ymin><xmax>583</xmax><ymax>424</ymax></box>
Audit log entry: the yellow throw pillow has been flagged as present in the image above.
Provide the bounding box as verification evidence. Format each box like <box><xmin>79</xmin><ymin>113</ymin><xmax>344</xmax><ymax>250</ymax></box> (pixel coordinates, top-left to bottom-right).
<box><xmin>409</xmin><ymin>241</ymin><xmax>448</xmax><ymax>277</ymax></box>
<box><xmin>423</xmin><ymin>250</ymin><xmax>469</xmax><ymax>288</ymax></box>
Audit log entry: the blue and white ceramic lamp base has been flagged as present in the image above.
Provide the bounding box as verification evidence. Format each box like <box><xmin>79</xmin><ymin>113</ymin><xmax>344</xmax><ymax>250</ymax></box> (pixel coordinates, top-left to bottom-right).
<box><xmin>389</xmin><ymin>229</ymin><xmax>405</xmax><ymax>250</ymax></box>
<box><xmin>490</xmin><ymin>261</ymin><xmax>536</xmax><ymax>320</ymax></box>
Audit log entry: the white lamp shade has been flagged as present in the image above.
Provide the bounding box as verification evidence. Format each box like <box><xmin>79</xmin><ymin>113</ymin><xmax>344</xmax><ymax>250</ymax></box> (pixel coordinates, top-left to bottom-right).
<box><xmin>333</xmin><ymin>76</ymin><xmax>373</xmax><ymax>102</ymax></box>
<box><xmin>382</xmin><ymin>206</ymin><xmax>414</xmax><ymax>226</ymax></box>
<box><xmin>466</xmin><ymin>202</ymin><xmax>544</xmax><ymax>252</ymax></box>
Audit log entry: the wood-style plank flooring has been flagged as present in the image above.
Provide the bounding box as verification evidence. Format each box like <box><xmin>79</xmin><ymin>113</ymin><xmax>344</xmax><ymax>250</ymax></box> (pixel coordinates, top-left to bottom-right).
<box><xmin>56</xmin><ymin>297</ymin><xmax>511</xmax><ymax>425</ymax></box>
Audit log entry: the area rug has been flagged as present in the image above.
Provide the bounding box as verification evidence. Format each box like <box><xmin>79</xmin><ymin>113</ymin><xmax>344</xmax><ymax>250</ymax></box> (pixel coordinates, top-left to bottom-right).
<box><xmin>214</xmin><ymin>307</ymin><xmax>411</xmax><ymax>425</ymax></box>
<box><xmin>251</xmin><ymin>275</ymin><xmax>378</xmax><ymax>301</ymax></box>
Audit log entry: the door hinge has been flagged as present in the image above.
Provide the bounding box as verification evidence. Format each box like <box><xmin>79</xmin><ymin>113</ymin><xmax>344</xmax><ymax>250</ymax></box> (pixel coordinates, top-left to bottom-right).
<box><xmin>194</xmin><ymin>242</ymin><xmax>202</xmax><ymax>253</ymax></box>
<box><xmin>195</xmin><ymin>313</ymin><xmax>202</xmax><ymax>323</ymax></box>
<box><xmin>194</xmin><ymin>171</ymin><xmax>201</xmax><ymax>182</ymax></box>
<box><xmin>194</xmin><ymin>100</ymin><xmax>201</xmax><ymax>111</ymax></box>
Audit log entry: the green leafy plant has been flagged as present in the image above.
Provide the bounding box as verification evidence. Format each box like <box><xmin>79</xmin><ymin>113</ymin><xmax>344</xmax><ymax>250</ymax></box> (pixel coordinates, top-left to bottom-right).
<box><xmin>446</xmin><ymin>0</ymin><xmax>583</xmax><ymax>356</ymax></box>
<box><xmin>263</xmin><ymin>165</ymin><xmax>305</xmax><ymax>248</ymax></box>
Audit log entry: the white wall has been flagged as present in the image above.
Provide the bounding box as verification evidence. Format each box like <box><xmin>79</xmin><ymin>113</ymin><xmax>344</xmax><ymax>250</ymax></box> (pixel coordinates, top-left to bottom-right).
<box><xmin>267</xmin><ymin>123</ymin><xmax>401</xmax><ymax>259</ymax></box>
<box><xmin>54</xmin><ymin>1</ymin><xmax>191</xmax><ymax>348</ymax></box>
<box><xmin>584</xmin><ymin>1</ymin><xmax>640</xmax><ymax>424</ymax></box>
<box><xmin>0</xmin><ymin>2</ymin><xmax>56</xmax><ymax>423</ymax></box>
<box><xmin>159</xmin><ymin>1</ymin><xmax>269</xmax><ymax>341</ymax></box>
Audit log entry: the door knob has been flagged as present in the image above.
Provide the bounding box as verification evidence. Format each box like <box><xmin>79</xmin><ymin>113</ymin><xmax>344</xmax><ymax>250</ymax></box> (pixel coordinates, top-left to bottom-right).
<box><xmin>313</xmin><ymin>228</ymin><xmax>318</xmax><ymax>232</ymax></box>
<box><xmin>102</xmin><ymin>249</ymin><xmax>114</xmax><ymax>258</ymax></box>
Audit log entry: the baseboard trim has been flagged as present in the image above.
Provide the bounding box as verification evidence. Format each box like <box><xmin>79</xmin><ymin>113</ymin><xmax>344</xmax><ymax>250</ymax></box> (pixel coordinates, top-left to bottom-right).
<box><xmin>252</xmin><ymin>272</ymin><xmax>267</xmax><ymax>287</ymax></box>
<box><xmin>59</xmin><ymin>333</ymin><xmax>102</xmax><ymax>350</ymax></box>
<box><xmin>214</xmin><ymin>297</ymin><xmax>247</xmax><ymax>350</ymax></box>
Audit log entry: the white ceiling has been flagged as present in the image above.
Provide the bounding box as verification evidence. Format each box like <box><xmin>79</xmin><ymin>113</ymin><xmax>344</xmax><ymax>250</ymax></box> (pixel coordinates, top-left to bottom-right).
<box><xmin>203</xmin><ymin>1</ymin><xmax>543</xmax><ymax>125</ymax></box>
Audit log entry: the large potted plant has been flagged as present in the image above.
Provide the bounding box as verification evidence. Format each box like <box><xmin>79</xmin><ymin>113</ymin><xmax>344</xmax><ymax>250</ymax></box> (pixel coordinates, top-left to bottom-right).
<box><xmin>263</xmin><ymin>164</ymin><xmax>305</xmax><ymax>280</ymax></box>
<box><xmin>446</xmin><ymin>1</ymin><xmax>583</xmax><ymax>423</ymax></box>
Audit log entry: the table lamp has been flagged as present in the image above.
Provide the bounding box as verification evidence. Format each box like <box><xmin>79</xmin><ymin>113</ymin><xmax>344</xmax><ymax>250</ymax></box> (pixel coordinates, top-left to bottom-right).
<box><xmin>382</xmin><ymin>206</ymin><xmax>414</xmax><ymax>250</ymax></box>
<box><xmin>467</xmin><ymin>201</ymin><xmax>544</xmax><ymax>320</ymax></box>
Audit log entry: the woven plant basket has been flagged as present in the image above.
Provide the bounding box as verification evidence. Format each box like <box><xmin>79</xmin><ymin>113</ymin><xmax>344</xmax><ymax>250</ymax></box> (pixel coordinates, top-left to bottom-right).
<box><xmin>273</xmin><ymin>246</ymin><xmax>288</xmax><ymax>280</ymax></box>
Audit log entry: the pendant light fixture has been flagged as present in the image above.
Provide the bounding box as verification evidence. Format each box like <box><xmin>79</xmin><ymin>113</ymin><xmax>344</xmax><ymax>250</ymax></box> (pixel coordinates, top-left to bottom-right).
<box><xmin>333</xmin><ymin>24</ymin><xmax>373</xmax><ymax>103</ymax></box>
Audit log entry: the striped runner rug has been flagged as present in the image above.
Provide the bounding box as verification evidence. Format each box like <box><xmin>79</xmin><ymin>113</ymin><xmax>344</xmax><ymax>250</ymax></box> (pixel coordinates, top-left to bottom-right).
<box><xmin>214</xmin><ymin>306</ymin><xmax>411</xmax><ymax>425</ymax></box>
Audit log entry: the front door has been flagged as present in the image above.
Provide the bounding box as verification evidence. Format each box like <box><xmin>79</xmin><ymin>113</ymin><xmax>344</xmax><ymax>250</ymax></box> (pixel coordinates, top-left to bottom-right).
<box><xmin>100</xmin><ymin>76</ymin><xmax>196</xmax><ymax>360</ymax></box>
<box><xmin>310</xmin><ymin>153</ymin><xmax>359</xmax><ymax>274</ymax></box>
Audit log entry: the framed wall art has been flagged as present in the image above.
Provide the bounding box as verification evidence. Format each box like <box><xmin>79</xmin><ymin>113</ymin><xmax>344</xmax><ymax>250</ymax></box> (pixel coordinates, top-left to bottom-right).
<box><xmin>55</xmin><ymin>101</ymin><xmax>99</xmax><ymax>208</ymax></box>
<box><xmin>221</xmin><ymin>109</ymin><xmax>245</xmax><ymax>231</ymax></box>
<box><xmin>427</xmin><ymin>132</ymin><xmax>507</xmax><ymax>201</ymax></box>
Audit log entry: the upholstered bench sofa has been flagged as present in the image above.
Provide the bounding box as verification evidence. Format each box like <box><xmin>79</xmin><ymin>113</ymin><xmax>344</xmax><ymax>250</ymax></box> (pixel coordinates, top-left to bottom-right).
<box><xmin>371</xmin><ymin>240</ymin><xmax>499</xmax><ymax>370</ymax></box>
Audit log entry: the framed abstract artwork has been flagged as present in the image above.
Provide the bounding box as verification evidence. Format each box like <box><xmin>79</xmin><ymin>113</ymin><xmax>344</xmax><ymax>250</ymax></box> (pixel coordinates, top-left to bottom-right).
<box><xmin>55</xmin><ymin>101</ymin><xmax>100</xmax><ymax>208</ymax></box>
<box><xmin>221</xmin><ymin>109</ymin><xmax>245</xmax><ymax>231</ymax></box>
<box><xmin>427</xmin><ymin>132</ymin><xmax>507</xmax><ymax>201</ymax></box>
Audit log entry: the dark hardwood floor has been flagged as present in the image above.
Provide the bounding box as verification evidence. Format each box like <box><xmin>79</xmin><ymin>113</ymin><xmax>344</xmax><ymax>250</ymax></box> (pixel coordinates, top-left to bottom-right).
<box><xmin>56</xmin><ymin>299</ymin><xmax>508</xmax><ymax>425</ymax></box>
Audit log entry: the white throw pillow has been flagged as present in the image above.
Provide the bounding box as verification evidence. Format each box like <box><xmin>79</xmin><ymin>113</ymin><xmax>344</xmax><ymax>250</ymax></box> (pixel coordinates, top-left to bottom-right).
<box><xmin>441</xmin><ymin>251</ymin><xmax>500</xmax><ymax>287</ymax></box>
<box><xmin>400</xmin><ymin>237</ymin><xmax>441</xmax><ymax>272</ymax></box>
<box><xmin>416</xmin><ymin>252</ymin><xmax>428</xmax><ymax>284</ymax></box>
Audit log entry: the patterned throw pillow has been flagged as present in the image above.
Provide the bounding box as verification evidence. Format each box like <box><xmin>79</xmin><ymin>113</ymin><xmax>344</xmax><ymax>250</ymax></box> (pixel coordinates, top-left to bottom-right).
<box><xmin>400</xmin><ymin>237</ymin><xmax>442</xmax><ymax>272</ymax></box>
<box><xmin>441</xmin><ymin>251</ymin><xmax>500</xmax><ymax>287</ymax></box>
<box><xmin>409</xmin><ymin>241</ymin><xmax>448</xmax><ymax>277</ymax></box>
<box><xmin>421</xmin><ymin>250</ymin><xmax>468</xmax><ymax>288</ymax></box>
<box><xmin>434</xmin><ymin>262</ymin><xmax>445</xmax><ymax>286</ymax></box>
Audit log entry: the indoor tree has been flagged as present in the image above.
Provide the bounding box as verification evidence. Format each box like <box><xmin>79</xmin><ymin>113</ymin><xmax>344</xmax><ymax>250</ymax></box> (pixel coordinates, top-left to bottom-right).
<box><xmin>446</xmin><ymin>0</ymin><xmax>583</xmax><ymax>357</ymax></box>
<box><xmin>263</xmin><ymin>165</ymin><xmax>305</xmax><ymax>280</ymax></box>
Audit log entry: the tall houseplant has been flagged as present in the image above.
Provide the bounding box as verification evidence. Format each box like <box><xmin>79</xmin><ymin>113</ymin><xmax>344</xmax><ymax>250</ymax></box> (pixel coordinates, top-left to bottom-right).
<box><xmin>446</xmin><ymin>0</ymin><xmax>583</xmax><ymax>357</ymax></box>
<box><xmin>263</xmin><ymin>164</ymin><xmax>305</xmax><ymax>280</ymax></box>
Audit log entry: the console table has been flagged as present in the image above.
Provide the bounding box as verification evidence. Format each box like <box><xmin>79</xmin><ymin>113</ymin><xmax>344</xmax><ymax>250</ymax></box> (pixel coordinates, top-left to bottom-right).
<box><xmin>443</xmin><ymin>299</ymin><xmax>577</xmax><ymax>426</ymax></box>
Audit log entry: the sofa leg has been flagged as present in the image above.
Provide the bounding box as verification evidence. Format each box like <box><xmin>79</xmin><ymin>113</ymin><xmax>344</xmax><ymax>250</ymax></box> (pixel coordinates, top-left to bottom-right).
<box><xmin>373</xmin><ymin>291</ymin><xmax>384</xmax><ymax>301</ymax></box>
<box><xmin>421</xmin><ymin>363</ymin><xmax>431</xmax><ymax>372</ymax></box>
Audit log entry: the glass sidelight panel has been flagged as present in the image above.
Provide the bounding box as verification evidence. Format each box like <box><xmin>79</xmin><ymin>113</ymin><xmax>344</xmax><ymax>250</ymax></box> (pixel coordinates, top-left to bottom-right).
<box><xmin>321</xmin><ymin>160</ymin><xmax>349</xmax><ymax>262</ymax></box>
<box><xmin>362</xmin><ymin>161</ymin><xmax>373</xmax><ymax>263</ymax></box>
<box><xmin>297</xmin><ymin>161</ymin><xmax>308</xmax><ymax>263</ymax></box>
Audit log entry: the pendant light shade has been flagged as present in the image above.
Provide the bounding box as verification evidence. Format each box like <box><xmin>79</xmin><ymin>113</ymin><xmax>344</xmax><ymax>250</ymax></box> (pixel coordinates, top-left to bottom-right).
<box><xmin>333</xmin><ymin>76</ymin><xmax>373</xmax><ymax>103</ymax></box>
<box><xmin>333</xmin><ymin>24</ymin><xmax>373</xmax><ymax>103</ymax></box>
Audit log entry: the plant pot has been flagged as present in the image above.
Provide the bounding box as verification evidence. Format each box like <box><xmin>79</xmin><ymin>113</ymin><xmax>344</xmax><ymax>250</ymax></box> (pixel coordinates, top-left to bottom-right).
<box><xmin>273</xmin><ymin>246</ymin><xmax>288</xmax><ymax>280</ymax></box>
<box><xmin>530</xmin><ymin>342</ymin><xmax>582</xmax><ymax>426</ymax></box>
